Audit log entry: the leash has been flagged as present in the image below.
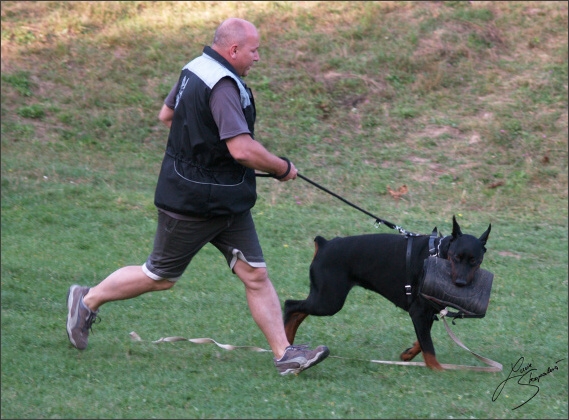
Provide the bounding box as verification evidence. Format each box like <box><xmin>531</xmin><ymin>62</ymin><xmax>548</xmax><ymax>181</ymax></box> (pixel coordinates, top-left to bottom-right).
<box><xmin>129</xmin><ymin>332</ymin><xmax>271</xmax><ymax>352</ymax></box>
<box><xmin>358</xmin><ymin>310</ymin><xmax>502</xmax><ymax>372</ymax></box>
<box><xmin>129</xmin><ymin>311</ymin><xmax>502</xmax><ymax>372</ymax></box>
<box><xmin>438</xmin><ymin>310</ymin><xmax>502</xmax><ymax>372</ymax></box>
<box><xmin>256</xmin><ymin>170</ymin><xmax>422</xmax><ymax>237</ymax></box>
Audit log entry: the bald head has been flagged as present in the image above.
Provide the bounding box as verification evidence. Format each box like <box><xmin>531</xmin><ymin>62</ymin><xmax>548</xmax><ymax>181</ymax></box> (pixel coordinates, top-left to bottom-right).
<box><xmin>211</xmin><ymin>18</ymin><xmax>260</xmax><ymax>77</ymax></box>
<box><xmin>213</xmin><ymin>18</ymin><xmax>257</xmax><ymax>49</ymax></box>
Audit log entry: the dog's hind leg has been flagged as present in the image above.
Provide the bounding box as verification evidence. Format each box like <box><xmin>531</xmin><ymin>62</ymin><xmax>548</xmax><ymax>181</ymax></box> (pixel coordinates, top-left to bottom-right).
<box><xmin>283</xmin><ymin>236</ymin><xmax>353</xmax><ymax>344</ymax></box>
<box><xmin>283</xmin><ymin>303</ymin><xmax>308</xmax><ymax>344</ymax></box>
<box><xmin>284</xmin><ymin>269</ymin><xmax>352</xmax><ymax>344</ymax></box>
<box><xmin>284</xmin><ymin>283</ymin><xmax>351</xmax><ymax>344</ymax></box>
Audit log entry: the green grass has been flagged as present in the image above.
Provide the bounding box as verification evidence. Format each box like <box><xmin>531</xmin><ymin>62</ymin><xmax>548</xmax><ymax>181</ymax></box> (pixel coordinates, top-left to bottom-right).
<box><xmin>1</xmin><ymin>1</ymin><xmax>567</xmax><ymax>419</ymax></box>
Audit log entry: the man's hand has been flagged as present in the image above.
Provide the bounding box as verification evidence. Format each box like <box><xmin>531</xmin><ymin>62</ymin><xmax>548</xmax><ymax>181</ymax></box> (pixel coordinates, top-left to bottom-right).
<box><xmin>273</xmin><ymin>157</ymin><xmax>297</xmax><ymax>182</ymax></box>
<box><xmin>226</xmin><ymin>134</ymin><xmax>297</xmax><ymax>181</ymax></box>
<box><xmin>158</xmin><ymin>104</ymin><xmax>174</xmax><ymax>128</ymax></box>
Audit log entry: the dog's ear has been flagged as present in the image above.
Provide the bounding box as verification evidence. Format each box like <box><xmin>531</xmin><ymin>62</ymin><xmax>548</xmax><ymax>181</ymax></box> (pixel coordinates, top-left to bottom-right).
<box><xmin>452</xmin><ymin>215</ymin><xmax>463</xmax><ymax>238</ymax></box>
<box><xmin>479</xmin><ymin>224</ymin><xmax>491</xmax><ymax>247</ymax></box>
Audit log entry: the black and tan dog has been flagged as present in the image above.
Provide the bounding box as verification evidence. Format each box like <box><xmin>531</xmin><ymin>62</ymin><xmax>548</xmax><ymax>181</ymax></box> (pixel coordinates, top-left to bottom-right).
<box><xmin>284</xmin><ymin>216</ymin><xmax>491</xmax><ymax>370</ymax></box>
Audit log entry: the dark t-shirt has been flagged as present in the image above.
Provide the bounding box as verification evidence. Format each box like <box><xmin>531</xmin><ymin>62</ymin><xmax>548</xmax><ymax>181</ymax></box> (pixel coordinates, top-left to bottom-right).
<box><xmin>164</xmin><ymin>77</ymin><xmax>250</xmax><ymax>140</ymax></box>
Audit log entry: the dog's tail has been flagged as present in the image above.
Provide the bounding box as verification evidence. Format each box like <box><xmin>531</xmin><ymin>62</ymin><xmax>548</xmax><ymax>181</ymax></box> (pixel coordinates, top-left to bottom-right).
<box><xmin>313</xmin><ymin>236</ymin><xmax>328</xmax><ymax>260</ymax></box>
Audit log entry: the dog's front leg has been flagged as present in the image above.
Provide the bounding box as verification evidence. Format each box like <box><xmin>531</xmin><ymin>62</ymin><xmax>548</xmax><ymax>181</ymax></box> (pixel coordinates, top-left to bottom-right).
<box><xmin>407</xmin><ymin>305</ymin><xmax>443</xmax><ymax>370</ymax></box>
<box><xmin>400</xmin><ymin>340</ymin><xmax>422</xmax><ymax>362</ymax></box>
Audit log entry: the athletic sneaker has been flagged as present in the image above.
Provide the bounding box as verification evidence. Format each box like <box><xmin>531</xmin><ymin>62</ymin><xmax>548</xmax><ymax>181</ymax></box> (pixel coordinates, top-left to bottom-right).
<box><xmin>66</xmin><ymin>285</ymin><xmax>99</xmax><ymax>350</ymax></box>
<box><xmin>274</xmin><ymin>344</ymin><xmax>330</xmax><ymax>375</ymax></box>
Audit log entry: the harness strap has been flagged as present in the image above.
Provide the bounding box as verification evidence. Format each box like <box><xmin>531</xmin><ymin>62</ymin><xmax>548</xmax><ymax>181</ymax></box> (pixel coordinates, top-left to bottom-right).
<box><xmin>405</xmin><ymin>228</ymin><xmax>439</xmax><ymax>306</ymax></box>
<box><xmin>405</xmin><ymin>236</ymin><xmax>413</xmax><ymax>306</ymax></box>
<box><xmin>429</xmin><ymin>227</ymin><xmax>438</xmax><ymax>255</ymax></box>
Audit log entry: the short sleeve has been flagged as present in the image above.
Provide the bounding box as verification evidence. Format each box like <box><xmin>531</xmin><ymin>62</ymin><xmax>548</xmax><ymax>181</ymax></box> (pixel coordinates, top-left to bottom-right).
<box><xmin>210</xmin><ymin>78</ymin><xmax>251</xmax><ymax>140</ymax></box>
<box><xmin>164</xmin><ymin>80</ymin><xmax>179</xmax><ymax>109</ymax></box>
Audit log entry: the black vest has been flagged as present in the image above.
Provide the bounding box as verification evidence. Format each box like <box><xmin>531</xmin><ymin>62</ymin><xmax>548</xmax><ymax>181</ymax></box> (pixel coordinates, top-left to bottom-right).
<box><xmin>154</xmin><ymin>47</ymin><xmax>257</xmax><ymax>217</ymax></box>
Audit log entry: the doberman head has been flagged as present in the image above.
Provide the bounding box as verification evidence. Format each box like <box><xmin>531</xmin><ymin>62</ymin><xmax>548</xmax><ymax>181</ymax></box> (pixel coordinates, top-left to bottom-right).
<box><xmin>438</xmin><ymin>216</ymin><xmax>491</xmax><ymax>287</ymax></box>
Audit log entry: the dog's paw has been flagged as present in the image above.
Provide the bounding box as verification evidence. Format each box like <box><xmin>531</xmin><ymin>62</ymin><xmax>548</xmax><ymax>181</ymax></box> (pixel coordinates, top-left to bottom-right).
<box><xmin>401</xmin><ymin>349</ymin><xmax>416</xmax><ymax>361</ymax></box>
<box><xmin>428</xmin><ymin>363</ymin><xmax>444</xmax><ymax>371</ymax></box>
<box><xmin>423</xmin><ymin>353</ymin><xmax>444</xmax><ymax>370</ymax></box>
<box><xmin>401</xmin><ymin>351</ymin><xmax>413</xmax><ymax>361</ymax></box>
<box><xmin>400</xmin><ymin>341</ymin><xmax>421</xmax><ymax>361</ymax></box>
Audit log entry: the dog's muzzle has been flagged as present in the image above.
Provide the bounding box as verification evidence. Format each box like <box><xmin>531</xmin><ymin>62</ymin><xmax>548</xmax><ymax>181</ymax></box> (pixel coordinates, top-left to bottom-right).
<box><xmin>419</xmin><ymin>256</ymin><xmax>494</xmax><ymax>318</ymax></box>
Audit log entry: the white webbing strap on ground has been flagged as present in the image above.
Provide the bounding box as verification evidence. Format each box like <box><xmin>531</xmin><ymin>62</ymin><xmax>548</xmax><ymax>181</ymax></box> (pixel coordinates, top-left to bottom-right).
<box><xmin>129</xmin><ymin>331</ymin><xmax>271</xmax><ymax>352</ymax></box>
<box><xmin>362</xmin><ymin>310</ymin><xmax>502</xmax><ymax>372</ymax></box>
<box><xmin>438</xmin><ymin>309</ymin><xmax>502</xmax><ymax>372</ymax></box>
<box><xmin>130</xmin><ymin>310</ymin><xmax>502</xmax><ymax>372</ymax></box>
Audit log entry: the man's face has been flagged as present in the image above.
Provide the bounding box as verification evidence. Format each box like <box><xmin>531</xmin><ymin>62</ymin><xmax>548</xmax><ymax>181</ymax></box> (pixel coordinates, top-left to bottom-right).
<box><xmin>234</xmin><ymin>29</ymin><xmax>260</xmax><ymax>77</ymax></box>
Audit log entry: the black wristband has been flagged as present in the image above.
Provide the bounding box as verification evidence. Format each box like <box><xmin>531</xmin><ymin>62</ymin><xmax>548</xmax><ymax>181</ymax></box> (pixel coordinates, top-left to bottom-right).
<box><xmin>273</xmin><ymin>157</ymin><xmax>291</xmax><ymax>180</ymax></box>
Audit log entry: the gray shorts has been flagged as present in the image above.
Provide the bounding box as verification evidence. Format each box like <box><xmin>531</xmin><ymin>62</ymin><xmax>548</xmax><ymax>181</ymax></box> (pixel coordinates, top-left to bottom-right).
<box><xmin>142</xmin><ymin>210</ymin><xmax>266</xmax><ymax>281</ymax></box>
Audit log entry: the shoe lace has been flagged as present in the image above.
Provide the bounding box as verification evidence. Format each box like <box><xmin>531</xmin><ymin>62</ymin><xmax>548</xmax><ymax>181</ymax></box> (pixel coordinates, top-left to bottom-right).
<box><xmin>286</xmin><ymin>344</ymin><xmax>310</xmax><ymax>351</ymax></box>
<box><xmin>82</xmin><ymin>312</ymin><xmax>101</xmax><ymax>333</ymax></box>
